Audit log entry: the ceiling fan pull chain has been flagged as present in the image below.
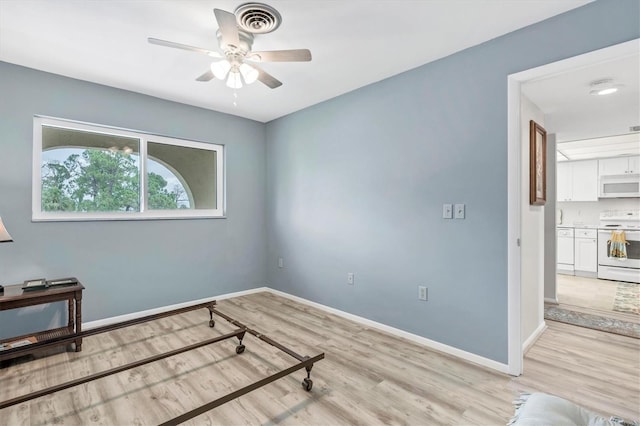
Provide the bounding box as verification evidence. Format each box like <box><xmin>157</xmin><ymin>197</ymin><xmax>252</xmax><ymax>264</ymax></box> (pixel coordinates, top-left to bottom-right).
<box><xmin>233</xmin><ymin>91</ymin><xmax>238</xmax><ymax>107</ymax></box>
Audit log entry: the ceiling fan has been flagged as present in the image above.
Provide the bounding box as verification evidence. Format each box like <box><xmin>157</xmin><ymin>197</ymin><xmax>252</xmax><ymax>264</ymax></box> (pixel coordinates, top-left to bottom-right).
<box><xmin>148</xmin><ymin>3</ymin><xmax>311</xmax><ymax>89</ymax></box>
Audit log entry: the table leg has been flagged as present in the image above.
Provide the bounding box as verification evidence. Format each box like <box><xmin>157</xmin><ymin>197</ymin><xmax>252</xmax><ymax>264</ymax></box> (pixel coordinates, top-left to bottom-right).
<box><xmin>75</xmin><ymin>291</ymin><xmax>83</xmax><ymax>352</ymax></box>
<box><xmin>68</xmin><ymin>296</ymin><xmax>74</xmax><ymax>330</ymax></box>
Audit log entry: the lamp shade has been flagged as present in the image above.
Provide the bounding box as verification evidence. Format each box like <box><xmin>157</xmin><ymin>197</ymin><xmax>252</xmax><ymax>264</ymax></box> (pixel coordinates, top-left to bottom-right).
<box><xmin>226</xmin><ymin>70</ymin><xmax>243</xmax><ymax>89</ymax></box>
<box><xmin>211</xmin><ymin>60</ymin><xmax>231</xmax><ymax>80</ymax></box>
<box><xmin>239</xmin><ymin>63</ymin><xmax>259</xmax><ymax>84</ymax></box>
<box><xmin>0</xmin><ymin>217</ymin><xmax>13</xmax><ymax>243</ymax></box>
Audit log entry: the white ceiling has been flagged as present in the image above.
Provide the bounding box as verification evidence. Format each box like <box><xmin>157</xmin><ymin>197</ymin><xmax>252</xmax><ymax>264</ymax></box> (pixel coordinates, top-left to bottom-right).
<box><xmin>521</xmin><ymin>51</ymin><xmax>640</xmax><ymax>161</ymax></box>
<box><xmin>554</xmin><ymin>133</ymin><xmax>640</xmax><ymax>162</ymax></box>
<box><xmin>0</xmin><ymin>0</ymin><xmax>591</xmax><ymax>123</ymax></box>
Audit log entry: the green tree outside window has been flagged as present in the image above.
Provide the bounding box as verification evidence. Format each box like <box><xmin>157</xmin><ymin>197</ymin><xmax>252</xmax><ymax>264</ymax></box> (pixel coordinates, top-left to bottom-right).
<box><xmin>42</xmin><ymin>149</ymin><xmax>186</xmax><ymax>212</ymax></box>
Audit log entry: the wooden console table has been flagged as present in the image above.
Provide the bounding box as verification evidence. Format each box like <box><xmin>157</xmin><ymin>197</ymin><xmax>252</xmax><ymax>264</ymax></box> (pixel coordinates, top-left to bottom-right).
<box><xmin>0</xmin><ymin>281</ymin><xmax>84</xmax><ymax>362</ymax></box>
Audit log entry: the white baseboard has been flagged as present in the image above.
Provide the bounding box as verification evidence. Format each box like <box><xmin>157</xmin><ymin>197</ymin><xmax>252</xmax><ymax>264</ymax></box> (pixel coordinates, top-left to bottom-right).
<box><xmin>264</xmin><ymin>288</ymin><xmax>510</xmax><ymax>374</ymax></box>
<box><xmin>544</xmin><ymin>297</ymin><xmax>559</xmax><ymax>304</ymax></box>
<box><xmin>83</xmin><ymin>287</ymin><xmax>269</xmax><ymax>330</ymax></box>
<box><xmin>82</xmin><ymin>286</ymin><xmax>510</xmax><ymax>375</ymax></box>
<box><xmin>522</xmin><ymin>321</ymin><xmax>547</xmax><ymax>354</ymax></box>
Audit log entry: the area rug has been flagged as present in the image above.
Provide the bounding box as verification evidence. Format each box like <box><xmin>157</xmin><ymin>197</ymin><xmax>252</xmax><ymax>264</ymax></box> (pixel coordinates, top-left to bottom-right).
<box><xmin>544</xmin><ymin>305</ymin><xmax>640</xmax><ymax>339</ymax></box>
<box><xmin>613</xmin><ymin>283</ymin><xmax>639</xmax><ymax>315</ymax></box>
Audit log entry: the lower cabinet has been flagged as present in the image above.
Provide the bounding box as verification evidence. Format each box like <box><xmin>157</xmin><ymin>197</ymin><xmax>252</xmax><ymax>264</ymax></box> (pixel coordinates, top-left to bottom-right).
<box><xmin>557</xmin><ymin>228</ymin><xmax>574</xmax><ymax>275</ymax></box>
<box><xmin>574</xmin><ymin>228</ymin><xmax>597</xmax><ymax>277</ymax></box>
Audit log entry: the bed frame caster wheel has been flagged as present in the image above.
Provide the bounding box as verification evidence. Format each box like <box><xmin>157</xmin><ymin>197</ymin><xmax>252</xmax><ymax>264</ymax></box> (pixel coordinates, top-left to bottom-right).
<box><xmin>209</xmin><ymin>320</ymin><xmax>215</xmax><ymax>328</ymax></box>
<box><xmin>235</xmin><ymin>344</ymin><xmax>245</xmax><ymax>354</ymax></box>
<box><xmin>302</xmin><ymin>378</ymin><xmax>313</xmax><ymax>391</ymax></box>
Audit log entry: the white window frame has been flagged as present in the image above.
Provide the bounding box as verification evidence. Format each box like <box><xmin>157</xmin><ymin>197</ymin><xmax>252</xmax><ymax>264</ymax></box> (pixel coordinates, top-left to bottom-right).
<box><xmin>33</xmin><ymin>116</ymin><xmax>225</xmax><ymax>221</ymax></box>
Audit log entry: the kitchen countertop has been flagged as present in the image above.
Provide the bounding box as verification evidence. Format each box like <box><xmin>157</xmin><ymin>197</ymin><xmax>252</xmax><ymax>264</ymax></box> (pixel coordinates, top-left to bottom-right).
<box><xmin>557</xmin><ymin>224</ymin><xmax>599</xmax><ymax>228</ymax></box>
<box><xmin>558</xmin><ymin>224</ymin><xmax>640</xmax><ymax>231</ymax></box>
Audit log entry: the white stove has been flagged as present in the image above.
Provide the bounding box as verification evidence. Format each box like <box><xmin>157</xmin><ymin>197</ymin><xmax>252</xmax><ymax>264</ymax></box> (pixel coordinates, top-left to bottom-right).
<box><xmin>598</xmin><ymin>210</ymin><xmax>640</xmax><ymax>283</ymax></box>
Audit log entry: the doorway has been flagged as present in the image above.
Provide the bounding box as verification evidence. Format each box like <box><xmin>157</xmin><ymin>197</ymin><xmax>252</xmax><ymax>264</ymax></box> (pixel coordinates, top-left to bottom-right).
<box><xmin>521</xmin><ymin>51</ymin><xmax>640</xmax><ymax>319</ymax></box>
<box><xmin>507</xmin><ymin>38</ymin><xmax>640</xmax><ymax>376</ymax></box>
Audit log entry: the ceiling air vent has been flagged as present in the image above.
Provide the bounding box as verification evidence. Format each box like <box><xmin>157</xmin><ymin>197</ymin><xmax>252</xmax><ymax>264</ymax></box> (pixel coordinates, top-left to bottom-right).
<box><xmin>234</xmin><ymin>3</ymin><xmax>282</xmax><ymax>34</ymax></box>
<box><xmin>630</xmin><ymin>125</ymin><xmax>640</xmax><ymax>132</ymax></box>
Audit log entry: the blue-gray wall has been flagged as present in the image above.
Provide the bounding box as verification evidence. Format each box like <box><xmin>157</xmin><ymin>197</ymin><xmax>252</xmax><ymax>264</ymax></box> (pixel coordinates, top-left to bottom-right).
<box><xmin>265</xmin><ymin>0</ymin><xmax>640</xmax><ymax>363</ymax></box>
<box><xmin>0</xmin><ymin>63</ymin><xmax>267</xmax><ymax>338</ymax></box>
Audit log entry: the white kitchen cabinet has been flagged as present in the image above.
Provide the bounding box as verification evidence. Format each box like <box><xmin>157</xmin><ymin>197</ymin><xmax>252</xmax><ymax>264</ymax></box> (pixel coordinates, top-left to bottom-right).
<box><xmin>574</xmin><ymin>228</ymin><xmax>597</xmax><ymax>277</ymax></box>
<box><xmin>556</xmin><ymin>160</ymin><xmax>598</xmax><ymax>202</ymax></box>
<box><xmin>557</xmin><ymin>163</ymin><xmax>572</xmax><ymax>202</ymax></box>
<box><xmin>557</xmin><ymin>227</ymin><xmax>574</xmax><ymax>275</ymax></box>
<box><xmin>571</xmin><ymin>161</ymin><xmax>599</xmax><ymax>201</ymax></box>
<box><xmin>599</xmin><ymin>155</ymin><xmax>640</xmax><ymax>176</ymax></box>
<box><xmin>631</xmin><ymin>156</ymin><xmax>640</xmax><ymax>174</ymax></box>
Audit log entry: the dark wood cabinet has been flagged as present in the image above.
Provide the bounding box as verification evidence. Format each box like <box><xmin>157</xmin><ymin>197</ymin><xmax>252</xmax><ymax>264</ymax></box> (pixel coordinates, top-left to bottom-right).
<box><xmin>0</xmin><ymin>281</ymin><xmax>84</xmax><ymax>361</ymax></box>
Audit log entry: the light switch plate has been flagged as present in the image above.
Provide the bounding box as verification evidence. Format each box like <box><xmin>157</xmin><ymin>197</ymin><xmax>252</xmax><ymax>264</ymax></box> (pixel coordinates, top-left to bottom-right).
<box><xmin>443</xmin><ymin>204</ymin><xmax>453</xmax><ymax>219</ymax></box>
<box><xmin>454</xmin><ymin>204</ymin><xmax>465</xmax><ymax>219</ymax></box>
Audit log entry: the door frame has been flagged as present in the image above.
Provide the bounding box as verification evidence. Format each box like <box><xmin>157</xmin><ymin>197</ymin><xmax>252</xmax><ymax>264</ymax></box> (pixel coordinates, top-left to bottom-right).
<box><xmin>506</xmin><ymin>38</ymin><xmax>639</xmax><ymax>376</ymax></box>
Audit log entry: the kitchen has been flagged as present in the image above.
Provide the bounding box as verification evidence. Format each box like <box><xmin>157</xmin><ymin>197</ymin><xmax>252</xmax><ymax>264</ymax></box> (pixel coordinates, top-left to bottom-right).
<box><xmin>556</xmin><ymin>148</ymin><xmax>639</xmax><ymax>284</ymax></box>
<box><xmin>521</xmin><ymin>50</ymin><xmax>640</xmax><ymax>317</ymax></box>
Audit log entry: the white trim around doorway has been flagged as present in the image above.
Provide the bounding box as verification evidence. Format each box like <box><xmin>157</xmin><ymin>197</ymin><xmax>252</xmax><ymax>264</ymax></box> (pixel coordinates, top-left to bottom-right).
<box><xmin>507</xmin><ymin>37</ymin><xmax>639</xmax><ymax>377</ymax></box>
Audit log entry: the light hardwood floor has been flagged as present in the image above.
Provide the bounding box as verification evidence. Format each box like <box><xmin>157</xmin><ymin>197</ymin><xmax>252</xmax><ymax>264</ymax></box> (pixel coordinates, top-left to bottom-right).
<box><xmin>556</xmin><ymin>274</ymin><xmax>639</xmax><ymax>313</ymax></box>
<box><xmin>556</xmin><ymin>275</ymin><xmax>639</xmax><ymax>324</ymax></box>
<box><xmin>557</xmin><ymin>274</ymin><xmax>619</xmax><ymax>312</ymax></box>
<box><xmin>1</xmin><ymin>292</ymin><xmax>638</xmax><ymax>425</ymax></box>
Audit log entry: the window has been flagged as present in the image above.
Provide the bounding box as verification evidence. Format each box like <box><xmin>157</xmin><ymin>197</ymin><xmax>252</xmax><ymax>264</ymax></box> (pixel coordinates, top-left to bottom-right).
<box><xmin>33</xmin><ymin>116</ymin><xmax>224</xmax><ymax>220</ymax></box>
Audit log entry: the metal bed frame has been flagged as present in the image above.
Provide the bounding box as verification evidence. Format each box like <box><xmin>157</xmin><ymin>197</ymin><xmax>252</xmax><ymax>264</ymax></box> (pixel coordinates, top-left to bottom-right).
<box><xmin>0</xmin><ymin>300</ymin><xmax>325</xmax><ymax>425</ymax></box>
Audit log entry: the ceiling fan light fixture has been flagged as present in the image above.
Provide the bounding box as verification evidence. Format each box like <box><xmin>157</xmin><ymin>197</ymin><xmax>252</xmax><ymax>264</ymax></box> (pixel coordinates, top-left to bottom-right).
<box><xmin>149</xmin><ymin>4</ymin><xmax>308</xmax><ymax>91</ymax></box>
<box><xmin>211</xmin><ymin>60</ymin><xmax>231</xmax><ymax>80</ymax></box>
<box><xmin>239</xmin><ymin>63</ymin><xmax>259</xmax><ymax>84</ymax></box>
<box><xmin>226</xmin><ymin>70</ymin><xmax>243</xmax><ymax>89</ymax></box>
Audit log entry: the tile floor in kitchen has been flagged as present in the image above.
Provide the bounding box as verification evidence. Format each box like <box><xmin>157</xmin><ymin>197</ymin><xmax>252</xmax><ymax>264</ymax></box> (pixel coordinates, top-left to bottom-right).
<box><xmin>556</xmin><ymin>274</ymin><xmax>638</xmax><ymax>316</ymax></box>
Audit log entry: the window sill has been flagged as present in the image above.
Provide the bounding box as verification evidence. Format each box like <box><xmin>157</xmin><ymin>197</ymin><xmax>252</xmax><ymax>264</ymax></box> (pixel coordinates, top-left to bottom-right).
<box><xmin>32</xmin><ymin>211</ymin><xmax>226</xmax><ymax>222</ymax></box>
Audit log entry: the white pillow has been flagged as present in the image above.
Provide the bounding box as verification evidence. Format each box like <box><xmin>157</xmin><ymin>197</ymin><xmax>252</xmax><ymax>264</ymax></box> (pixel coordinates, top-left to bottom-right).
<box><xmin>508</xmin><ymin>393</ymin><xmax>636</xmax><ymax>426</ymax></box>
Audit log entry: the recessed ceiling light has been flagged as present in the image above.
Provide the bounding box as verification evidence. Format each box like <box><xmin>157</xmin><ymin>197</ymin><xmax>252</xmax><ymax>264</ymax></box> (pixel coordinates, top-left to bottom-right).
<box><xmin>589</xmin><ymin>78</ymin><xmax>623</xmax><ymax>96</ymax></box>
<box><xmin>595</xmin><ymin>87</ymin><xmax>618</xmax><ymax>95</ymax></box>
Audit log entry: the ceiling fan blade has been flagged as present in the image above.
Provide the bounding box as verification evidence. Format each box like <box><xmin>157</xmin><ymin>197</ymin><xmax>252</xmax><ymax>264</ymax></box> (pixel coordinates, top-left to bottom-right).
<box><xmin>148</xmin><ymin>37</ymin><xmax>221</xmax><ymax>58</ymax></box>
<box><xmin>248</xmin><ymin>49</ymin><xmax>312</xmax><ymax>62</ymax></box>
<box><xmin>214</xmin><ymin>9</ymin><xmax>240</xmax><ymax>47</ymax></box>
<box><xmin>196</xmin><ymin>69</ymin><xmax>215</xmax><ymax>82</ymax></box>
<box><xmin>252</xmin><ymin>64</ymin><xmax>283</xmax><ymax>89</ymax></box>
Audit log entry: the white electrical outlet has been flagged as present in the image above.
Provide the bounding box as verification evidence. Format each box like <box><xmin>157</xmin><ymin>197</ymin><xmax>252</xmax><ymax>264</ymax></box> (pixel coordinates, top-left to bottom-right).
<box><xmin>347</xmin><ymin>272</ymin><xmax>355</xmax><ymax>285</ymax></box>
<box><xmin>443</xmin><ymin>204</ymin><xmax>453</xmax><ymax>219</ymax></box>
<box><xmin>454</xmin><ymin>203</ymin><xmax>465</xmax><ymax>219</ymax></box>
<box><xmin>418</xmin><ymin>286</ymin><xmax>428</xmax><ymax>301</ymax></box>
<box><xmin>278</xmin><ymin>257</ymin><xmax>284</xmax><ymax>268</ymax></box>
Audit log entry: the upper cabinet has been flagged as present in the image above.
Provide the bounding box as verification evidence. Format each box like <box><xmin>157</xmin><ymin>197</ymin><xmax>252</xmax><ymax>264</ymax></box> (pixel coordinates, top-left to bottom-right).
<box><xmin>557</xmin><ymin>162</ymin><xmax>572</xmax><ymax>202</ymax></box>
<box><xmin>557</xmin><ymin>159</ymin><xmax>598</xmax><ymax>202</ymax></box>
<box><xmin>599</xmin><ymin>155</ymin><xmax>639</xmax><ymax>176</ymax></box>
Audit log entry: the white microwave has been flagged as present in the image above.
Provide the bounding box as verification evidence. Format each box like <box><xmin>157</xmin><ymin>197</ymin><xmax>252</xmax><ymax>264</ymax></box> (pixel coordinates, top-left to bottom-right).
<box><xmin>599</xmin><ymin>174</ymin><xmax>640</xmax><ymax>198</ymax></box>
